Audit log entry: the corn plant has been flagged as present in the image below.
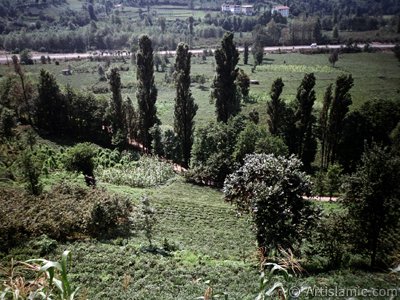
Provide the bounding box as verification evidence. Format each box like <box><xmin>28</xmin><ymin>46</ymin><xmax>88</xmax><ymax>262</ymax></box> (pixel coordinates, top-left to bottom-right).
<box><xmin>256</xmin><ymin>263</ymin><xmax>308</xmax><ymax>300</ymax></box>
<box><xmin>0</xmin><ymin>251</ymin><xmax>79</xmax><ymax>300</ymax></box>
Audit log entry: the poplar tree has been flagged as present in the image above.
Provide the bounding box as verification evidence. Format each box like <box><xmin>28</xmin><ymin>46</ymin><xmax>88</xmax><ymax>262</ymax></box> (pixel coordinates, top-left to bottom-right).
<box><xmin>109</xmin><ymin>68</ymin><xmax>126</xmax><ymax>146</ymax></box>
<box><xmin>267</xmin><ymin>78</ymin><xmax>286</xmax><ymax>136</ymax></box>
<box><xmin>174</xmin><ymin>43</ymin><xmax>198</xmax><ymax>167</ymax></box>
<box><xmin>212</xmin><ymin>32</ymin><xmax>240</xmax><ymax>123</ymax></box>
<box><xmin>319</xmin><ymin>84</ymin><xmax>333</xmax><ymax>169</ymax></box>
<box><xmin>243</xmin><ymin>43</ymin><xmax>249</xmax><ymax>65</ymax></box>
<box><xmin>326</xmin><ymin>74</ymin><xmax>354</xmax><ymax>165</ymax></box>
<box><xmin>293</xmin><ymin>73</ymin><xmax>317</xmax><ymax>171</ymax></box>
<box><xmin>136</xmin><ymin>35</ymin><xmax>159</xmax><ymax>151</ymax></box>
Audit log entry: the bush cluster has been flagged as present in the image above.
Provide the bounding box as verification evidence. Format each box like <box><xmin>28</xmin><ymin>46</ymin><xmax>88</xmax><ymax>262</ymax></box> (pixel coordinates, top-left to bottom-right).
<box><xmin>0</xmin><ymin>183</ymin><xmax>135</xmax><ymax>252</ymax></box>
<box><xmin>97</xmin><ymin>155</ymin><xmax>175</xmax><ymax>188</ymax></box>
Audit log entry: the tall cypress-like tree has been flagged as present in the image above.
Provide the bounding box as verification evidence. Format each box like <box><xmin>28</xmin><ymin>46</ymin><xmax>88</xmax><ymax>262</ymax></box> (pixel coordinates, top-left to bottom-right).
<box><xmin>326</xmin><ymin>74</ymin><xmax>354</xmax><ymax>165</ymax></box>
<box><xmin>174</xmin><ymin>43</ymin><xmax>198</xmax><ymax>167</ymax></box>
<box><xmin>267</xmin><ymin>78</ymin><xmax>286</xmax><ymax>136</ymax></box>
<box><xmin>36</xmin><ymin>69</ymin><xmax>67</xmax><ymax>134</ymax></box>
<box><xmin>109</xmin><ymin>68</ymin><xmax>126</xmax><ymax>146</ymax></box>
<box><xmin>243</xmin><ymin>43</ymin><xmax>249</xmax><ymax>65</ymax></box>
<box><xmin>293</xmin><ymin>73</ymin><xmax>317</xmax><ymax>171</ymax></box>
<box><xmin>136</xmin><ymin>35</ymin><xmax>159</xmax><ymax>151</ymax></box>
<box><xmin>109</xmin><ymin>68</ymin><xmax>124</xmax><ymax>131</ymax></box>
<box><xmin>212</xmin><ymin>32</ymin><xmax>240</xmax><ymax>123</ymax></box>
<box><xmin>319</xmin><ymin>84</ymin><xmax>333</xmax><ymax>169</ymax></box>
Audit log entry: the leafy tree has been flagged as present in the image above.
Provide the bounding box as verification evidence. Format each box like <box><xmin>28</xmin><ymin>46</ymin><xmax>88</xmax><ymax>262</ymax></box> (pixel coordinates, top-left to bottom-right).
<box><xmin>64</xmin><ymin>143</ymin><xmax>97</xmax><ymax>186</ymax></box>
<box><xmin>224</xmin><ymin>154</ymin><xmax>319</xmax><ymax>252</ymax></box>
<box><xmin>318</xmin><ymin>84</ymin><xmax>333</xmax><ymax>169</ymax></box>
<box><xmin>189</xmin><ymin>116</ymin><xmax>246</xmax><ymax>185</ymax></box>
<box><xmin>392</xmin><ymin>44</ymin><xmax>400</xmax><ymax>62</ymax></box>
<box><xmin>108</xmin><ymin>68</ymin><xmax>126</xmax><ymax>147</ymax></box>
<box><xmin>293</xmin><ymin>73</ymin><xmax>317</xmax><ymax>171</ymax></box>
<box><xmin>329</xmin><ymin>49</ymin><xmax>339</xmax><ymax>67</ymax></box>
<box><xmin>11</xmin><ymin>55</ymin><xmax>32</xmax><ymax>124</ymax></box>
<box><xmin>137</xmin><ymin>196</ymin><xmax>157</xmax><ymax>247</ymax></box>
<box><xmin>35</xmin><ymin>69</ymin><xmax>68</xmax><ymax>134</ymax></box>
<box><xmin>252</xmin><ymin>40</ymin><xmax>264</xmax><ymax>66</ymax></box>
<box><xmin>20</xmin><ymin>150</ymin><xmax>42</xmax><ymax>195</ymax></box>
<box><xmin>212</xmin><ymin>32</ymin><xmax>240</xmax><ymax>123</ymax></box>
<box><xmin>174</xmin><ymin>43</ymin><xmax>198</xmax><ymax>167</ymax></box>
<box><xmin>314</xmin><ymin>18</ymin><xmax>323</xmax><ymax>43</ymax></box>
<box><xmin>162</xmin><ymin>129</ymin><xmax>180</xmax><ymax>162</ymax></box>
<box><xmin>342</xmin><ymin>145</ymin><xmax>400</xmax><ymax>268</ymax></box>
<box><xmin>0</xmin><ymin>107</ymin><xmax>15</xmax><ymax>139</ymax></box>
<box><xmin>236</xmin><ymin>69</ymin><xmax>250</xmax><ymax>102</ymax></box>
<box><xmin>88</xmin><ymin>3</ymin><xmax>97</xmax><ymax>21</ymax></box>
<box><xmin>243</xmin><ymin>43</ymin><xmax>249</xmax><ymax>65</ymax></box>
<box><xmin>332</xmin><ymin>26</ymin><xmax>339</xmax><ymax>40</ymax></box>
<box><xmin>325</xmin><ymin>163</ymin><xmax>343</xmax><ymax>200</ymax></box>
<box><xmin>150</xmin><ymin>124</ymin><xmax>163</xmax><ymax>156</ymax></box>
<box><xmin>267</xmin><ymin>78</ymin><xmax>285</xmax><ymax>136</ymax></box>
<box><xmin>337</xmin><ymin>98</ymin><xmax>400</xmax><ymax>172</ymax></box>
<box><xmin>158</xmin><ymin>17</ymin><xmax>166</xmax><ymax>33</ymax></box>
<box><xmin>325</xmin><ymin>74</ymin><xmax>353</xmax><ymax>166</ymax></box>
<box><xmin>233</xmin><ymin>123</ymin><xmax>288</xmax><ymax>163</ymax></box>
<box><xmin>19</xmin><ymin>49</ymin><xmax>33</xmax><ymax>65</ymax></box>
<box><xmin>136</xmin><ymin>35</ymin><xmax>159</xmax><ymax>151</ymax></box>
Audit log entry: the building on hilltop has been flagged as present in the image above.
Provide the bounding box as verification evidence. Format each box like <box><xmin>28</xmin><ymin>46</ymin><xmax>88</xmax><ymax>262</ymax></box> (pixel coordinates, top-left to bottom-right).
<box><xmin>221</xmin><ymin>3</ymin><xmax>254</xmax><ymax>16</ymax></box>
<box><xmin>271</xmin><ymin>5</ymin><xmax>290</xmax><ymax>17</ymax></box>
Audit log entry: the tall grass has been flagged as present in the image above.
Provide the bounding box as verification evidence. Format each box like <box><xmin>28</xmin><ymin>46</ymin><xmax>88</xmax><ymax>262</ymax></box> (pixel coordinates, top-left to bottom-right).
<box><xmin>97</xmin><ymin>155</ymin><xmax>175</xmax><ymax>188</ymax></box>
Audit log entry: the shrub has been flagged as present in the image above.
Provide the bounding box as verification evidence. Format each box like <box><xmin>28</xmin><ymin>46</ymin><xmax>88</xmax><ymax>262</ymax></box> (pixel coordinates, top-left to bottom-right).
<box><xmin>224</xmin><ymin>154</ymin><xmax>320</xmax><ymax>254</ymax></box>
<box><xmin>0</xmin><ymin>183</ymin><xmax>135</xmax><ymax>251</ymax></box>
<box><xmin>63</xmin><ymin>143</ymin><xmax>97</xmax><ymax>186</ymax></box>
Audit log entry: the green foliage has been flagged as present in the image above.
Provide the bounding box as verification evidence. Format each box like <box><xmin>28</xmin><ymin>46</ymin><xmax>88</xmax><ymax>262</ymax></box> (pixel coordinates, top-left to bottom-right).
<box><xmin>136</xmin><ymin>196</ymin><xmax>157</xmax><ymax>247</ymax></box>
<box><xmin>292</xmin><ymin>73</ymin><xmax>317</xmax><ymax>171</ymax></box>
<box><xmin>108</xmin><ymin>68</ymin><xmax>126</xmax><ymax>148</ymax></box>
<box><xmin>0</xmin><ymin>107</ymin><xmax>15</xmax><ymax>139</ymax></box>
<box><xmin>63</xmin><ymin>143</ymin><xmax>97</xmax><ymax>186</ymax></box>
<box><xmin>342</xmin><ymin>145</ymin><xmax>400</xmax><ymax>268</ymax></box>
<box><xmin>329</xmin><ymin>49</ymin><xmax>339</xmax><ymax>66</ymax></box>
<box><xmin>232</xmin><ymin>122</ymin><xmax>288</xmax><ymax>164</ymax></box>
<box><xmin>236</xmin><ymin>69</ymin><xmax>250</xmax><ymax>103</ymax></box>
<box><xmin>189</xmin><ymin>116</ymin><xmax>246</xmax><ymax>185</ymax></box>
<box><xmin>224</xmin><ymin>154</ymin><xmax>320</xmax><ymax>252</ymax></box>
<box><xmin>19</xmin><ymin>149</ymin><xmax>42</xmax><ymax>195</ymax></box>
<box><xmin>267</xmin><ymin>78</ymin><xmax>286</xmax><ymax>136</ymax></box>
<box><xmin>1</xmin><ymin>250</ymin><xmax>79</xmax><ymax>300</ymax></box>
<box><xmin>19</xmin><ymin>49</ymin><xmax>33</xmax><ymax>65</ymax></box>
<box><xmin>325</xmin><ymin>74</ymin><xmax>354</xmax><ymax>166</ymax></box>
<box><xmin>174</xmin><ymin>43</ymin><xmax>198</xmax><ymax>167</ymax></box>
<box><xmin>35</xmin><ymin>69</ymin><xmax>68</xmax><ymax>134</ymax></box>
<box><xmin>97</xmin><ymin>155</ymin><xmax>175</xmax><ymax>188</ymax></box>
<box><xmin>393</xmin><ymin>43</ymin><xmax>400</xmax><ymax>62</ymax></box>
<box><xmin>212</xmin><ymin>32</ymin><xmax>240</xmax><ymax>123</ymax></box>
<box><xmin>307</xmin><ymin>211</ymin><xmax>352</xmax><ymax>269</ymax></box>
<box><xmin>325</xmin><ymin>163</ymin><xmax>343</xmax><ymax>199</ymax></box>
<box><xmin>0</xmin><ymin>183</ymin><xmax>135</xmax><ymax>251</ymax></box>
<box><xmin>136</xmin><ymin>35</ymin><xmax>159</xmax><ymax>150</ymax></box>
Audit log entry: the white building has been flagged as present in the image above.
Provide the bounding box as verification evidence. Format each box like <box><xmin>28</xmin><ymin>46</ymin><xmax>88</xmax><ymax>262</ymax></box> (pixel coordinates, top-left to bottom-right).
<box><xmin>221</xmin><ymin>3</ymin><xmax>254</xmax><ymax>15</ymax></box>
<box><xmin>271</xmin><ymin>5</ymin><xmax>290</xmax><ymax>17</ymax></box>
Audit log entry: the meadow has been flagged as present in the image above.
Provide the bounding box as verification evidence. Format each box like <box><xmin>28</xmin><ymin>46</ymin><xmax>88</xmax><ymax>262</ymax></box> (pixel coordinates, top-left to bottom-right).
<box><xmin>1</xmin><ymin>50</ymin><xmax>399</xmax><ymax>127</ymax></box>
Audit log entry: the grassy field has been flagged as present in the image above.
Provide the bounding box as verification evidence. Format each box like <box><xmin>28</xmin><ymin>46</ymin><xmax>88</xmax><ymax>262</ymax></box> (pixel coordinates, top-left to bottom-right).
<box><xmin>1</xmin><ymin>51</ymin><xmax>399</xmax><ymax>128</ymax></box>
<box><xmin>2</xmin><ymin>177</ymin><xmax>399</xmax><ymax>299</ymax></box>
